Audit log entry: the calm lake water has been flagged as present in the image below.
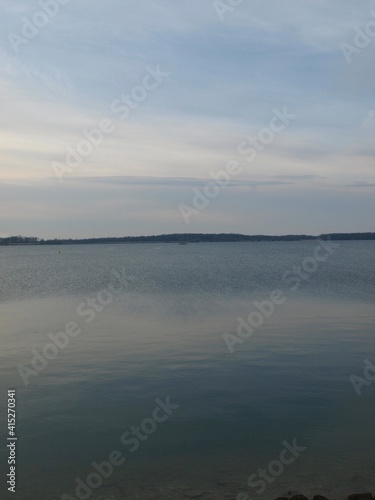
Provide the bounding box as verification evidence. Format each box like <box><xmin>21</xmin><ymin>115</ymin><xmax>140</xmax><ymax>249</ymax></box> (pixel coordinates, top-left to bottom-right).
<box><xmin>0</xmin><ymin>241</ymin><xmax>374</xmax><ymax>500</ymax></box>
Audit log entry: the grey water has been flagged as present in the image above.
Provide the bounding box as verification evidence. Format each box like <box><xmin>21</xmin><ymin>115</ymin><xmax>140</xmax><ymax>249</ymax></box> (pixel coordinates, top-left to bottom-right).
<box><xmin>0</xmin><ymin>241</ymin><xmax>374</xmax><ymax>499</ymax></box>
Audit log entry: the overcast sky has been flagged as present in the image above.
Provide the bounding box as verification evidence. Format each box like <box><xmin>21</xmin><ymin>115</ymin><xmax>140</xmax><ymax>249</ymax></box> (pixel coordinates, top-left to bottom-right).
<box><xmin>0</xmin><ymin>0</ymin><xmax>374</xmax><ymax>238</ymax></box>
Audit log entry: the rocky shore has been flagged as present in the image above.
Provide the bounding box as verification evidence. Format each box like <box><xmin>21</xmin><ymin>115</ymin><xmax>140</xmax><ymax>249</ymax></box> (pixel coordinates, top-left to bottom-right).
<box><xmin>274</xmin><ymin>495</ymin><xmax>375</xmax><ymax>500</ymax></box>
<box><xmin>221</xmin><ymin>493</ymin><xmax>375</xmax><ymax>500</ymax></box>
<box><xmin>85</xmin><ymin>490</ymin><xmax>375</xmax><ymax>500</ymax></box>
<box><xmin>19</xmin><ymin>480</ymin><xmax>375</xmax><ymax>499</ymax></box>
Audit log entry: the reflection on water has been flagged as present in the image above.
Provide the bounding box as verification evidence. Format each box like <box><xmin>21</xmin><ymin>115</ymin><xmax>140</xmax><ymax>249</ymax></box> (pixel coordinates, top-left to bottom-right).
<box><xmin>0</xmin><ymin>242</ymin><xmax>374</xmax><ymax>499</ymax></box>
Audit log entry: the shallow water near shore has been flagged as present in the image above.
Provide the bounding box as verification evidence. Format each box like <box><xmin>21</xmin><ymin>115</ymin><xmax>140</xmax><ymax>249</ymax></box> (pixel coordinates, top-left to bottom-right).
<box><xmin>0</xmin><ymin>241</ymin><xmax>374</xmax><ymax>499</ymax></box>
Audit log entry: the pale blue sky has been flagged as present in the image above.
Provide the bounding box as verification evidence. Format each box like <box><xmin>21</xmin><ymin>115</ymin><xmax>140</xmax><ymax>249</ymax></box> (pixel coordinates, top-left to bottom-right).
<box><xmin>0</xmin><ymin>0</ymin><xmax>374</xmax><ymax>237</ymax></box>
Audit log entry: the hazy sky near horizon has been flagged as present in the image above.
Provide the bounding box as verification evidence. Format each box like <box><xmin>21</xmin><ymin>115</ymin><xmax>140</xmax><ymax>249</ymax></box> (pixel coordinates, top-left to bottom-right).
<box><xmin>0</xmin><ymin>0</ymin><xmax>374</xmax><ymax>238</ymax></box>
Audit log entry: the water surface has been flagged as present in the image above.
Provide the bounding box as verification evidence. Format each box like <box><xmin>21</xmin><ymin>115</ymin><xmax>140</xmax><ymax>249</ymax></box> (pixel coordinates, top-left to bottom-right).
<box><xmin>0</xmin><ymin>241</ymin><xmax>374</xmax><ymax>499</ymax></box>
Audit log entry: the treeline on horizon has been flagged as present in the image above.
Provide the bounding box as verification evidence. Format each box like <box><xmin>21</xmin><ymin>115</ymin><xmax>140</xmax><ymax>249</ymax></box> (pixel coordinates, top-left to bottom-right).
<box><xmin>0</xmin><ymin>232</ymin><xmax>374</xmax><ymax>245</ymax></box>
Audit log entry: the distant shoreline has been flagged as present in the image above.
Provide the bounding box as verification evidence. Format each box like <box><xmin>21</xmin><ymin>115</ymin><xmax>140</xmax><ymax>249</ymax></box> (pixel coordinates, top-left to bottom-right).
<box><xmin>0</xmin><ymin>232</ymin><xmax>374</xmax><ymax>246</ymax></box>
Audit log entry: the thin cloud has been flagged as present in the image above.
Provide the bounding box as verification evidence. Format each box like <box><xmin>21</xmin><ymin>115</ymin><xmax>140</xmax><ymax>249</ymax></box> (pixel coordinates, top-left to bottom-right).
<box><xmin>0</xmin><ymin>0</ymin><xmax>373</xmax><ymax>235</ymax></box>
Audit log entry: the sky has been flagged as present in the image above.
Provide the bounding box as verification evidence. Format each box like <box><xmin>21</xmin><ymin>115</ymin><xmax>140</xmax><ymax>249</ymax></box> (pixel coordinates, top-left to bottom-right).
<box><xmin>0</xmin><ymin>0</ymin><xmax>374</xmax><ymax>238</ymax></box>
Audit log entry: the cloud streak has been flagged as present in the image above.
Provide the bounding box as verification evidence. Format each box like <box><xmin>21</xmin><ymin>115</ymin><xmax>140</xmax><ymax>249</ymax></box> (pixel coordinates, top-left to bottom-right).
<box><xmin>0</xmin><ymin>0</ymin><xmax>374</xmax><ymax>236</ymax></box>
